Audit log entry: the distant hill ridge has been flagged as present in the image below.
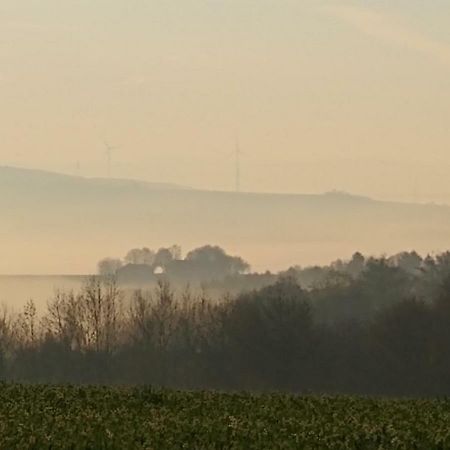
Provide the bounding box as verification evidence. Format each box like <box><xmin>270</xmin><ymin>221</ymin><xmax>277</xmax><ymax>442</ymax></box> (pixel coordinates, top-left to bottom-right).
<box><xmin>1</xmin><ymin>165</ymin><xmax>431</xmax><ymax>205</ymax></box>
<box><xmin>1</xmin><ymin>165</ymin><xmax>450</xmax><ymax>275</ymax></box>
<box><xmin>0</xmin><ymin>165</ymin><xmax>385</xmax><ymax>203</ymax></box>
<box><xmin>0</xmin><ymin>165</ymin><xmax>188</xmax><ymax>192</ymax></box>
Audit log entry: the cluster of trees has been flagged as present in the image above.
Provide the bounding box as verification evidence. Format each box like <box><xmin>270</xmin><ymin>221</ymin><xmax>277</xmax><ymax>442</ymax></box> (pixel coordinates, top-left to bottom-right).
<box><xmin>98</xmin><ymin>245</ymin><xmax>250</xmax><ymax>282</ymax></box>
<box><xmin>97</xmin><ymin>245</ymin><xmax>181</xmax><ymax>276</ymax></box>
<box><xmin>3</xmin><ymin>251</ymin><xmax>450</xmax><ymax>395</ymax></box>
<box><xmin>207</xmin><ymin>250</ymin><xmax>448</xmax><ymax>298</ymax></box>
<box><xmin>281</xmin><ymin>251</ymin><xmax>422</xmax><ymax>289</ymax></box>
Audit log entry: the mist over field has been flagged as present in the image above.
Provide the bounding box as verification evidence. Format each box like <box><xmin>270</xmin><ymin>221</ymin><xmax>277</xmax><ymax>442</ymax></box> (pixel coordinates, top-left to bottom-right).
<box><xmin>2</xmin><ymin>165</ymin><xmax>450</xmax><ymax>314</ymax></box>
<box><xmin>0</xmin><ymin>275</ymin><xmax>86</xmax><ymax>311</ymax></box>
<box><xmin>2</xmin><ymin>166</ymin><xmax>450</xmax><ymax>278</ymax></box>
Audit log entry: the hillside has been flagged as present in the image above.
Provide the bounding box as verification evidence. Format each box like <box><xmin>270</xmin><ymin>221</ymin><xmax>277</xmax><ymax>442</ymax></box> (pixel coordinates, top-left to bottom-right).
<box><xmin>1</xmin><ymin>166</ymin><xmax>450</xmax><ymax>274</ymax></box>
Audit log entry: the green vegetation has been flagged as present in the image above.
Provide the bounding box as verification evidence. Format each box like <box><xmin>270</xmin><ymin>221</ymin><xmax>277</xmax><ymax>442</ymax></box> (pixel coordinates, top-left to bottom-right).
<box><xmin>0</xmin><ymin>384</ymin><xmax>449</xmax><ymax>449</ymax></box>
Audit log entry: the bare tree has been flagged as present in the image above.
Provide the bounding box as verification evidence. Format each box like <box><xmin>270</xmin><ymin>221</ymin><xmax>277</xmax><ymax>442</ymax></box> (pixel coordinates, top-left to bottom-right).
<box><xmin>80</xmin><ymin>276</ymin><xmax>123</xmax><ymax>354</ymax></box>
<box><xmin>16</xmin><ymin>300</ymin><xmax>40</xmax><ymax>348</ymax></box>
<box><xmin>43</xmin><ymin>290</ymin><xmax>85</xmax><ymax>350</ymax></box>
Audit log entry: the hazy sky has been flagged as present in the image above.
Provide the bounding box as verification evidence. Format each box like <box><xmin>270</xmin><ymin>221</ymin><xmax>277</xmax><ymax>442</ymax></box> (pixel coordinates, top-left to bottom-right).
<box><xmin>1</xmin><ymin>0</ymin><xmax>450</xmax><ymax>202</ymax></box>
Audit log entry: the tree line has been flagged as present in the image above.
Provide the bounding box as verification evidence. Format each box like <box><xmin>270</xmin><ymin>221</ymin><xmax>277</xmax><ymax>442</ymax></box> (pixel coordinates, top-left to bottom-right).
<box><xmin>98</xmin><ymin>245</ymin><xmax>250</xmax><ymax>282</ymax></box>
<box><xmin>2</xmin><ymin>251</ymin><xmax>450</xmax><ymax>395</ymax></box>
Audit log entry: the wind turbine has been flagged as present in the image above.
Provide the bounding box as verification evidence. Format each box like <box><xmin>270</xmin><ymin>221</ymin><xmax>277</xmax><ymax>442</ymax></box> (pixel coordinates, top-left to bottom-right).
<box><xmin>234</xmin><ymin>136</ymin><xmax>243</xmax><ymax>193</ymax></box>
<box><xmin>104</xmin><ymin>141</ymin><xmax>117</xmax><ymax>178</ymax></box>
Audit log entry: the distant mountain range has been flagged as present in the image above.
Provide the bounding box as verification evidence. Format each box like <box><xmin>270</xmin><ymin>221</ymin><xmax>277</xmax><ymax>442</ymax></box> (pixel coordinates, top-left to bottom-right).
<box><xmin>1</xmin><ymin>166</ymin><xmax>450</xmax><ymax>274</ymax></box>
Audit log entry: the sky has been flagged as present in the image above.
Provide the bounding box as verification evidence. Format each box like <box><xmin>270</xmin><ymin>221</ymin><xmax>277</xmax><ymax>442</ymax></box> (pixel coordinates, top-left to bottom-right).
<box><xmin>1</xmin><ymin>0</ymin><xmax>450</xmax><ymax>202</ymax></box>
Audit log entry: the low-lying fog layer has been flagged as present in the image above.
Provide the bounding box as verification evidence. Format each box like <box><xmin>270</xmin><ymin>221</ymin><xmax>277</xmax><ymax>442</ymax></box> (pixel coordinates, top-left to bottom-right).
<box><xmin>2</xmin><ymin>167</ymin><xmax>450</xmax><ymax>275</ymax></box>
<box><xmin>0</xmin><ymin>276</ymin><xmax>86</xmax><ymax>312</ymax></box>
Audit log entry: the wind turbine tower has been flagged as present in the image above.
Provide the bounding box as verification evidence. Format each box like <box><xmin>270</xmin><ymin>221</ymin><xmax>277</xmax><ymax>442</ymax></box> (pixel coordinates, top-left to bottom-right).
<box><xmin>104</xmin><ymin>141</ymin><xmax>116</xmax><ymax>178</ymax></box>
<box><xmin>235</xmin><ymin>136</ymin><xmax>242</xmax><ymax>193</ymax></box>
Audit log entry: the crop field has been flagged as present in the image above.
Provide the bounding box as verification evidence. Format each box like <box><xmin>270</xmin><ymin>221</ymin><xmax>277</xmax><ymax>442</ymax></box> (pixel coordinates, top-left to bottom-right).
<box><xmin>0</xmin><ymin>384</ymin><xmax>449</xmax><ymax>449</ymax></box>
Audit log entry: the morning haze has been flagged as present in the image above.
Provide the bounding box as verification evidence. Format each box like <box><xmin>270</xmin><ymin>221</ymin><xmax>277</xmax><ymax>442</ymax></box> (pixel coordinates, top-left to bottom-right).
<box><xmin>1</xmin><ymin>1</ymin><xmax>450</xmax><ymax>196</ymax></box>
<box><xmin>3</xmin><ymin>3</ymin><xmax>450</xmax><ymax>439</ymax></box>
<box><xmin>1</xmin><ymin>1</ymin><xmax>450</xmax><ymax>276</ymax></box>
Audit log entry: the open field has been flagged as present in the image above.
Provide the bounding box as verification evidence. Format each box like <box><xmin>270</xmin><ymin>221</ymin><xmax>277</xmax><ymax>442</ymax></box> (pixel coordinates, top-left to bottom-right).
<box><xmin>0</xmin><ymin>385</ymin><xmax>449</xmax><ymax>449</ymax></box>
